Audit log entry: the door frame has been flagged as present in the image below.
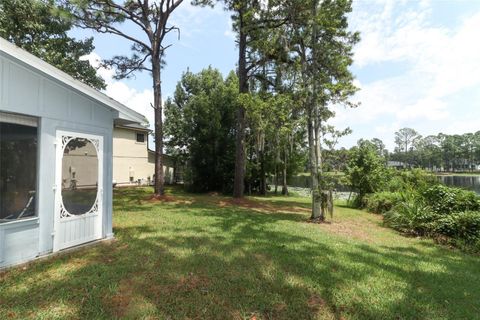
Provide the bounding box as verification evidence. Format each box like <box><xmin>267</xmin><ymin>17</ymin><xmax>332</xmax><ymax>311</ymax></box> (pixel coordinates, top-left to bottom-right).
<box><xmin>53</xmin><ymin>130</ymin><xmax>104</xmax><ymax>252</ymax></box>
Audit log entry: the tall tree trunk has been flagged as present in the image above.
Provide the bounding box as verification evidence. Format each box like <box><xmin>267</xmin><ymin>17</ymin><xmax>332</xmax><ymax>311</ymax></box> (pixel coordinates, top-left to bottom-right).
<box><xmin>274</xmin><ymin>163</ymin><xmax>278</xmax><ymax>194</ymax></box>
<box><xmin>308</xmin><ymin>116</ymin><xmax>321</xmax><ymax>219</ymax></box>
<box><xmin>260</xmin><ymin>150</ymin><xmax>266</xmax><ymax>195</ymax></box>
<box><xmin>233</xmin><ymin>8</ymin><xmax>248</xmax><ymax>198</ymax></box>
<box><xmin>314</xmin><ymin>115</ymin><xmax>322</xmax><ymax>173</ymax></box>
<box><xmin>314</xmin><ymin>112</ymin><xmax>325</xmax><ymax>220</ymax></box>
<box><xmin>173</xmin><ymin>157</ymin><xmax>177</xmax><ymax>184</ymax></box>
<box><xmin>281</xmin><ymin>149</ymin><xmax>288</xmax><ymax>195</ymax></box>
<box><xmin>153</xmin><ymin>60</ymin><xmax>164</xmax><ymax>196</ymax></box>
<box><xmin>309</xmin><ymin>0</ymin><xmax>323</xmax><ymax>221</ymax></box>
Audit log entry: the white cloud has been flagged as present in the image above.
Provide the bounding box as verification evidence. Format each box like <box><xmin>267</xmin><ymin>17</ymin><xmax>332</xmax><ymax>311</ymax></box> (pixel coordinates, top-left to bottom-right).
<box><xmin>352</xmin><ymin>0</ymin><xmax>434</xmax><ymax>67</ymax></box>
<box><xmin>169</xmin><ymin>1</ymin><xmax>225</xmax><ymax>39</ymax></box>
<box><xmin>443</xmin><ymin>119</ymin><xmax>480</xmax><ymax>136</ymax></box>
<box><xmin>81</xmin><ymin>52</ymin><xmax>154</xmax><ymax>129</ymax></box>
<box><xmin>224</xmin><ymin>17</ymin><xmax>236</xmax><ymax>40</ymax></box>
<box><xmin>396</xmin><ymin>97</ymin><xmax>448</xmax><ymax>121</ymax></box>
<box><xmin>334</xmin><ymin>1</ymin><xmax>480</xmax><ymax>148</ymax></box>
<box><xmin>168</xmin><ymin>1</ymin><xmax>238</xmax><ymax>44</ymax></box>
<box><xmin>79</xmin><ymin>0</ymin><xmax>232</xmax><ymax>136</ymax></box>
<box><xmin>106</xmin><ymin>82</ymin><xmax>154</xmax><ymax>127</ymax></box>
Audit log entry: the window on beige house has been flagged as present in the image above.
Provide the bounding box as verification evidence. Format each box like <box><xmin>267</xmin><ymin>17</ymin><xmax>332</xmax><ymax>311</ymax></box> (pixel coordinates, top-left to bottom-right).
<box><xmin>136</xmin><ymin>132</ymin><xmax>145</xmax><ymax>143</ymax></box>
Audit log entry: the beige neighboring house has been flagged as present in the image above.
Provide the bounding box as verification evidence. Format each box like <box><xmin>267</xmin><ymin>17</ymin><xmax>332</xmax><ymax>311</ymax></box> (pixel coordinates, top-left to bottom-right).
<box><xmin>62</xmin><ymin>138</ymin><xmax>99</xmax><ymax>190</ymax></box>
<box><xmin>113</xmin><ymin>123</ymin><xmax>177</xmax><ymax>186</ymax></box>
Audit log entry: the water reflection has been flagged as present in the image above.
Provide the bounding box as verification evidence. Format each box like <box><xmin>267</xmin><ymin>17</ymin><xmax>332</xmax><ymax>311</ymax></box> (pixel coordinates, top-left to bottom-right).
<box><xmin>438</xmin><ymin>175</ymin><xmax>480</xmax><ymax>195</ymax></box>
<box><xmin>283</xmin><ymin>174</ymin><xmax>480</xmax><ymax>195</ymax></box>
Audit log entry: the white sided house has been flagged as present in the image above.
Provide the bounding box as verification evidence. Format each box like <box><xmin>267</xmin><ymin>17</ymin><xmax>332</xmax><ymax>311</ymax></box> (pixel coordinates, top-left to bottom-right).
<box><xmin>113</xmin><ymin>124</ymin><xmax>177</xmax><ymax>186</ymax></box>
<box><xmin>0</xmin><ymin>37</ymin><xmax>147</xmax><ymax>269</ymax></box>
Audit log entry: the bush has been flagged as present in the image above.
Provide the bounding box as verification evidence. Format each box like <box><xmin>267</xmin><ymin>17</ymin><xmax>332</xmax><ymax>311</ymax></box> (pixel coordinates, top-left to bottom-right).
<box><xmin>384</xmin><ymin>196</ymin><xmax>437</xmax><ymax>236</ymax></box>
<box><xmin>363</xmin><ymin>192</ymin><xmax>402</xmax><ymax>214</ymax></box>
<box><xmin>354</xmin><ymin>167</ymin><xmax>480</xmax><ymax>253</ymax></box>
<box><xmin>400</xmin><ymin>169</ymin><xmax>439</xmax><ymax>190</ymax></box>
<box><xmin>421</xmin><ymin>185</ymin><xmax>480</xmax><ymax>215</ymax></box>
<box><xmin>345</xmin><ymin>140</ymin><xmax>389</xmax><ymax>204</ymax></box>
<box><xmin>434</xmin><ymin>211</ymin><xmax>480</xmax><ymax>243</ymax></box>
<box><xmin>384</xmin><ymin>174</ymin><xmax>405</xmax><ymax>193</ymax></box>
<box><xmin>385</xmin><ymin>169</ymin><xmax>439</xmax><ymax>193</ymax></box>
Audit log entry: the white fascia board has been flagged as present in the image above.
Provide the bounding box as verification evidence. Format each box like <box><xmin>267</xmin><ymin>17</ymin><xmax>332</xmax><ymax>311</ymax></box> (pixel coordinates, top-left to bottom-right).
<box><xmin>0</xmin><ymin>37</ymin><xmax>147</xmax><ymax>125</ymax></box>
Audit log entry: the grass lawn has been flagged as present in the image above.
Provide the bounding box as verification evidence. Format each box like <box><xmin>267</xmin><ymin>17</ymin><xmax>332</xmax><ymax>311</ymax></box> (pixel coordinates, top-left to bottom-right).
<box><xmin>1</xmin><ymin>187</ymin><xmax>479</xmax><ymax>319</ymax></box>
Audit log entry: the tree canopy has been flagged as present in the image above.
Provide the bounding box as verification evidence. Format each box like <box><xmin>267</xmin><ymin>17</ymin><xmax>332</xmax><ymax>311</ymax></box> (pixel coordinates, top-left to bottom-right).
<box><xmin>164</xmin><ymin>67</ymin><xmax>238</xmax><ymax>193</ymax></box>
<box><xmin>6</xmin><ymin>0</ymin><xmax>365</xmax><ymax>215</ymax></box>
<box><xmin>0</xmin><ymin>0</ymin><xmax>106</xmax><ymax>90</ymax></box>
<box><xmin>346</xmin><ymin>139</ymin><xmax>389</xmax><ymax>203</ymax></box>
<box><xmin>389</xmin><ymin>128</ymin><xmax>480</xmax><ymax>172</ymax></box>
<box><xmin>61</xmin><ymin>0</ymin><xmax>185</xmax><ymax>196</ymax></box>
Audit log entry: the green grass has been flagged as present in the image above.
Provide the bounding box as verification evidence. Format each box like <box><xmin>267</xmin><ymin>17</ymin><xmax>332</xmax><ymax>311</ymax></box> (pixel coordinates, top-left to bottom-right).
<box><xmin>1</xmin><ymin>187</ymin><xmax>479</xmax><ymax>319</ymax></box>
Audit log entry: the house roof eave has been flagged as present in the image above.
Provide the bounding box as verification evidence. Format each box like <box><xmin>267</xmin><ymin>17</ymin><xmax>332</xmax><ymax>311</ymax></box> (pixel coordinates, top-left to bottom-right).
<box><xmin>0</xmin><ymin>37</ymin><xmax>147</xmax><ymax>125</ymax></box>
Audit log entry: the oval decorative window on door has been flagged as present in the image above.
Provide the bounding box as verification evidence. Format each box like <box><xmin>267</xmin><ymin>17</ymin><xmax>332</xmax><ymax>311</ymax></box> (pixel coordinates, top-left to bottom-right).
<box><xmin>61</xmin><ymin>137</ymin><xmax>99</xmax><ymax>217</ymax></box>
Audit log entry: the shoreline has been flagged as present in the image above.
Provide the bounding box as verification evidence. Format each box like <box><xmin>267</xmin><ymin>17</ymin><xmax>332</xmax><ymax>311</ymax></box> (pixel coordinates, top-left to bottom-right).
<box><xmin>435</xmin><ymin>172</ymin><xmax>480</xmax><ymax>177</ymax></box>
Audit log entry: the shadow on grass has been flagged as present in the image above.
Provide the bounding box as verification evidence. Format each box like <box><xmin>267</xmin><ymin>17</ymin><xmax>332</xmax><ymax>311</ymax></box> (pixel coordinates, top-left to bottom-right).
<box><xmin>257</xmin><ymin>198</ymin><xmax>311</xmax><ymax>210</ymax></box>
<box><xmin>334</xmin><ymin>203</ymin><xmax>355</xmax><ymax>209</ymax></box>
<box><xmin>113</xmin><ymin>187</ymin><xmax>153</xmax><ymax>212</ymax></box>
<box><xmin>1</xmin><ymin>191</ymin><xmax>480</xmax><ymax>319</ymax></box>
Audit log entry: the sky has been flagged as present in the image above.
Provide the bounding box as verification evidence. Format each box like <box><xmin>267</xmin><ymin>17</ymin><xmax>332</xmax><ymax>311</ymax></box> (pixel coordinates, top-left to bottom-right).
<box><xmin>75</xmin><ymin>0</ymin><xmax>480</xmax><ymax>151</ymax></box>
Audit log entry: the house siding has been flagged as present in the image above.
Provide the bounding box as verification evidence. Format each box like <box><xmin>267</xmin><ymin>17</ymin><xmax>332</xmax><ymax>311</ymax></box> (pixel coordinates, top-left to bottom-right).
<box><xmin>0</xmin><ymin>51</ymin><xmax>115</xmax><ymax>268</ymax></box>
<box><xmin>113</xmin><ymin>127</ymin><xmax>175</xmax><ymax>185</ymax></box>
<box><xmin>113</xmin><ymin>127</ymin><xmax>153</xmax><ymax>185</ymax></box>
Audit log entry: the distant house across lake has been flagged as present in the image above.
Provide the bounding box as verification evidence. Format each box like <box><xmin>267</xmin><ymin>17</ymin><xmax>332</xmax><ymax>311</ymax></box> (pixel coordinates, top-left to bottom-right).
<box><xmin>387</xmin><ymin>161</ymin><xmax>406</xmax><ymax>169</ymax></box>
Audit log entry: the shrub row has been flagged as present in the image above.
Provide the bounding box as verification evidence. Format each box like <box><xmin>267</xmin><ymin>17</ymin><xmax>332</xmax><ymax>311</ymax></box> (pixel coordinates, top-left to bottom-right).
<box><xmin>360</xmin><ymin>175</ymin><xmax>480</xmax><ymax>252</ymax></box>
<box><xmin>362</xmin><ymin>192</ymin><xmax>402</xmax><ymax>214</ymax></box>
<box><xmin>383</xmin><ymin>185</ymin><xmax>480</xmax><ymax>252</ymax></box>
<box><xmin>421</xmin><ymin>184</ymin><xmax>480</xmax><ymax>214</ymax></box>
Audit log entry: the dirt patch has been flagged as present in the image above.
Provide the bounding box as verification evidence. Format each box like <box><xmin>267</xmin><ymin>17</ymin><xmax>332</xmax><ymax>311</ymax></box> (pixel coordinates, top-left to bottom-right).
<box><xmin>217</xmin><ymin>198</ymin><xmax>309</xmax><ymax>214</ymax></box>
<box><xmin>103</xmin><ymin>279</ymin><xmax>135</xmax><ymax>318</ymax></box>
<box><xmin>307</xmin><ymin>294</ymin><xmax>326</xmax><ymax>311</ymax></box>
<box><xmin>145</xmin><ymin>194</ymin><xmax>178</xmax><ymax>202</ymax></box>
<box><xmin>317</xmin><ymin>218</ymin><xmax>380</xmax><ymax>243</ymax></box>
<box><xmin>151</xmin><ymin>273</ymin><xmax>211</xmax><ymax>297</ymax></box>
<box><xmin>145</xmin><ymin>194</ymin><xmax>193</xmax><ymax>205</ymax></box>
<box><xmin>273</xmin><ymin>302</ymin><xmax>287</xmax><ymax>313</ymax></box>
<box><xmin>173</xmin><ymin>273</ymin><xmax>210</xmax><ymax>293</ymax></box>
<box><xmin>144</xmin><ymin>191</ymin><xmax>308</xmax><ymax>214</ymax></box>
<box><xmin>104</xmin><ymin>278</ymin><xmax>158</xmax><ymax>319</ymax></box>
<box><xmin>307</xmin><ymin>217</ymin><xmax>332</xmax><ymax>224</ymax></box>
<box><xmin>252</xmin><ymin>253</ymin><xmax>271</xmax><ymax>265</ymax></box>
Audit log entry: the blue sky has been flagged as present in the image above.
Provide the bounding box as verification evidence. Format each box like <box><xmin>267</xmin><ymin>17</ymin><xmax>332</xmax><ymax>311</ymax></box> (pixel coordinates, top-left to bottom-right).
<box><xmin>76</xmin><ymin>0</ymin><xmax>480</xmax><ymax>151</ymax></box>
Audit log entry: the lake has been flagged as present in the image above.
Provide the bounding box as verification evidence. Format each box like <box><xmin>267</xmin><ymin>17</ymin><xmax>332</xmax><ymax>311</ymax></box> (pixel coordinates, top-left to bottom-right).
<box><xmin>285</xmin><ymin>174</ymin><xmax>480</xmax><ymax>195</ymax></box>
<box><xmin>438</xmin><ymin>175</ymin><xmax>480</xmax><ymax>195</ymax></box>
<box><xmin>286</xmin><ymin>174</ymin><xmax>351</xmax><ymax>192</ymax></box>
